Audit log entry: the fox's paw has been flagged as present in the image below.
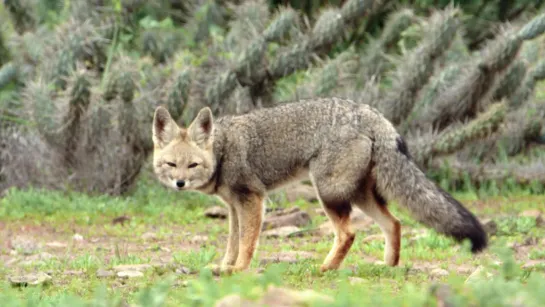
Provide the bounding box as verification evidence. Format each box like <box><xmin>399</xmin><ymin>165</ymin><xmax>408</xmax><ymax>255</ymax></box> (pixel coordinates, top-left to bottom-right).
<box><xmin>204</xmin><ymin>264</ymin><xmax>236</xmax><ymax>276</ymax></box>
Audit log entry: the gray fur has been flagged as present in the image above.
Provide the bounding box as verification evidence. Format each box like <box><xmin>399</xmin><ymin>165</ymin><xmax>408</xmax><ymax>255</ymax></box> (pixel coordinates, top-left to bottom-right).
<box><xmin>154</xmin><ymin>97</ymin><xmax>487</xmax><ymax>256</ymax></box>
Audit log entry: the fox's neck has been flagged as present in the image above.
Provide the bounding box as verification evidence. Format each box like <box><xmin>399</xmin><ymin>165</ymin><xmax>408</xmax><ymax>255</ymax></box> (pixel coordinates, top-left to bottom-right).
<box><xmin>196</xmin><ymin>126</ymin><xmax>225</xmax><ymax>195</ymax></box>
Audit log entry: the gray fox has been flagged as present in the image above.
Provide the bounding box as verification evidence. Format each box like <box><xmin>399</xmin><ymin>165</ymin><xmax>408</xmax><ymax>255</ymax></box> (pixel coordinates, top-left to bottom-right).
<box><xmin>151</xmin><ymin>97</ymin><xmax>487</xmax><ymax>274</ymax></box>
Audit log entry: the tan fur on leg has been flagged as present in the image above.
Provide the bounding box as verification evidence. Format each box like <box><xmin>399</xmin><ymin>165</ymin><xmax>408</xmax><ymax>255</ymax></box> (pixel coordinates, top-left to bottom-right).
<box><xmin>354</xmin><ymin>184</ymin><xmax>401</xmax><ymax>266</ymax></box>
<box><xmin>232</xmin><ymin>193</ymin><xmax>264</xmax><ymax>272</ymax></box>
<box><xmin>221</xmin><ymin>204</ymin><xmax>239</xmax><ymax>268</ymax></box>
<box><xmin>319</xmin><ymin>202</ymin><xmax>355</xmax><ymax>272</ymax></box>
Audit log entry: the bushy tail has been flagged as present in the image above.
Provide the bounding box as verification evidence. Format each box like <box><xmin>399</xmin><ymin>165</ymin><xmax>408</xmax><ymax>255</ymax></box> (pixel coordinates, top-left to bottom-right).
<box><xmin>373</xmin><ymin>135</ymin><xmax>488</xmax><ymax>253</ymax></box>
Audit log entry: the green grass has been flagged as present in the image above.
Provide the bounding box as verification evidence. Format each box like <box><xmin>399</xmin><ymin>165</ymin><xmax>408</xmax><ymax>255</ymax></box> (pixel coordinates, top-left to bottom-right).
<box><xmin>1</xmin><ymin>172</ymin><xmax>545</xmax><ymax>306</ymax></box>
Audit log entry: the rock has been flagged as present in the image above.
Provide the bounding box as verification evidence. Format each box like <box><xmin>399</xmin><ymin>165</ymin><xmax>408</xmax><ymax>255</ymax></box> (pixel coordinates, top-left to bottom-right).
<box><xmin>430</xmin><ymin>268</ymin><xmax>449</xmax><ymax>278</ymax></box>
<box><xmin>9</xmin><ymin>272</ymin><xmax>52</xmax><ymax>287</ymax></box>
<box><xmin>19</xmin><ymin>252</ymin><xmax>55</xmax><ymax>266</ymax></box>
<box><xmin>73</xmin><ymin>233</ymin><xmax>84</xmax><ymax>241</ymax></box>
<box><xmin>117</xmin><ymin>270</ymin><xmax>144</xmax><ymax>278</ymax></box>
<box><xmin>262</xmin><ymin>208</ymin><xmax>311</xmax><ymax>230</ymax></box>
<box><xmin>481</xmin><ymin>218</ymin><xmax>498</xmax><ymax>235</ymax></box>
<box><xmin>348</xmin><ymin>277</ymin><xmax>367</xmax><ymax>285</ymax></box>
<box><xmin>262</xmin><ymin>226</ymin><xmax>301</xmax><ymax>238</ymax></box>
<box><xmin>456</xmin><ymin>266</ymin><xmax>474</xmax><ymax>275</ymax></box>
<box><xmin>175</xmin><ymin>266</ymin><xmax>192</xmax><ymax>275</ymax></box>
<box><xmin>64</xmin><ymin>270</ymin><xmax>84</xmax><ymax>276</ymax></box>
<box><xmin>260</xmin><ymin>286</ymin><xmax>334</xmax><ymax>306</ymax></box>
<box><xmin>215</xmin><ymin>286</ymin><xmax>334</xmax><ymax>307</ymax></box>
<box><xmin>5</xmin><ymin>258</ymin><xmax>19</xmax><ymax>266</ymax></box>
<box><xmin>204</xmin><ymin>206</ymin><xmax>228</xmax><ymax>219</ymax></box>
<box><xmin>10</xmin><ymin>236</ymin><xmax>40</xmax><ymax>255</ymax></box>
<box><xmin>191</xmin><ymin>235</ymin><xmax>209</xmax><ymax>244</ymax></box>
<box><xmin>113</xmin><ymin>264</ymin><xmax>152</xmax><ymax>272</ymax></box>
<box><xmin>141</xmin><ymin>232</ymin><xmax>157</xmax><ymax>241</ymax></box>
<box><xmin>279</xmin><ymin>184</ymin><xmax>318</xmax><ymax>203</ymax></box>
<box><xmin>96</xmin><ymin>269</ymin><xmax>115</xmax><ymax>278</ymax></box>
<box><xmin>46</xmin><ymin>241</ymin><xmax>67</xmax><ymax>248</ymax></box>
<box><xmin>260</xmin><ymin>251</ymin><xmax>315</xmax><ymax>265</ymax></box>
<box><xmin>266</xmin><ymin>207</ymin><xmax>301</xmax><ymax>218</ymax></box>
<box><xmin>520</xmin><ymin>210</ymin><xmax>543</xmax><ymax>226</ymax></box>
<box><xmin>215</xmin><ymin>294</ymin><xmax>254</xmax><ymax>307</ymax></box>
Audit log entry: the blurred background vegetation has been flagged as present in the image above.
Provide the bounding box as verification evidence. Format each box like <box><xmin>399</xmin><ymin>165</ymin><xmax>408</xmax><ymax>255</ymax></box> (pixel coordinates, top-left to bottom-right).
<box><xmin>0</xmin><ymin>0</ymin><xmax>544</xmax><ymax>196</ymax></box>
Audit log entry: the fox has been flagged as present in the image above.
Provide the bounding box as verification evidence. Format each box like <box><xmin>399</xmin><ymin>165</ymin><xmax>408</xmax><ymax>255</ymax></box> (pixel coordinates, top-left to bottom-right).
<box><xmin>151</xmin><ymin>97</ymin><xmax>487</xmax><ymax>275</ymax></box>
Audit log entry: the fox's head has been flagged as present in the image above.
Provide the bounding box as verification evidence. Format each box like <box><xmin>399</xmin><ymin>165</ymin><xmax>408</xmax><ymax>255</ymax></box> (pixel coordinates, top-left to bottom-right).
<box><xmin>152</xmin><ymin>106</ymin><xmax>217</xmax><ymax>191</ymax></box>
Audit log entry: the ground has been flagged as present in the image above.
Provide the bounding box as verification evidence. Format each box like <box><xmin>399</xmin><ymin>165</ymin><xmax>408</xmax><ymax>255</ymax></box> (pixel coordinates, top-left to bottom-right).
<box><xmin>1</xmin><ymin>176</ymin><xmax>545</xmax><ymax>306</ymax></box>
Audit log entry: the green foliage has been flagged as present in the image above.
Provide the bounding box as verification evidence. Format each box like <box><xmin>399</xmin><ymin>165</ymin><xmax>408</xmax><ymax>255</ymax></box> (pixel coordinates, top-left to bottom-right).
<box><xmin>1</xmin><ymin>0</ymin><xmax>545</xmax><ymax>193</ymax></box>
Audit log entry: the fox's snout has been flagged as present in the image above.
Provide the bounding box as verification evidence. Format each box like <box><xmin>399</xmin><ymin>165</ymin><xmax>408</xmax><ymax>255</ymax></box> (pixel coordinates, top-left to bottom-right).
<box><xmin>175</xmin><ymin>180</ymin><xmax>185</xmax><ymax>188</ymax></box>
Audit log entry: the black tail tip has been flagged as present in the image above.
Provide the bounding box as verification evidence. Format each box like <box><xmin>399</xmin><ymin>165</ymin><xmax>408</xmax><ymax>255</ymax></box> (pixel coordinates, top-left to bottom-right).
<box><xmin>469</xmin><ymin>229</ymin><xmax>488</xmax><ymax>254</ymax></box>
<box><xmin>449</xmin><ymin>219</ymin><xmax>488</xmax><ymax>254</ymax></box>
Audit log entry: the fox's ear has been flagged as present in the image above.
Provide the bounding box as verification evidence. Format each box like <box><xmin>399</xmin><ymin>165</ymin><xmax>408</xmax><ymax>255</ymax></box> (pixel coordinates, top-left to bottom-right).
<box><xmin>188</xmin><ymin>107</ymin><xmax>214</xmax><ymax>146</ymax></box>
<box><xmin>152</xmin><ymin>106</ymin><xmax>179</xmax><ymax>148</ymax></box>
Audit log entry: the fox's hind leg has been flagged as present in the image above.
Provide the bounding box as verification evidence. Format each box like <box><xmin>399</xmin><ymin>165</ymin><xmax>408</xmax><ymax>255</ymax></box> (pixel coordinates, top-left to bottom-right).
<box><xmin>309</xmin><ymin>137</ymin><xmax>373</xmax><ymax>272</ymax></box>
<box><xmin>353</xmin><ymin>179</ymin><xmax>401</xmax><ymax>266</ymax></box>
<box><xmin>314</xmin><ymin>194</ymin><xmax>355</xmax><ymax>272</ymax></box>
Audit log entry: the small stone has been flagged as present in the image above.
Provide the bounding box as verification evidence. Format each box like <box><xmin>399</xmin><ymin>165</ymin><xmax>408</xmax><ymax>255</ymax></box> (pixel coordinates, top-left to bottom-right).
<box><xmin>262</xmin><ymin>209</ymin><xmax>311</xmax><ymax>230</ymax></box>
<box><xmin>73</xmin><ymin>234</ymin><xmax>84</xmax><ymax>241</ymax></box>
<box><xmin>260</xmin><ymin>251</ymin><xmax>315</xmax><ymax>265</ymax></box>
<box><xmin>64</xmin><ymin>270</ymin><xmax>84</xmax><ymax>276</ymax></box>
<box><xmin>46</xmin><ymin>241</ymin><xmax>67</xmax><ymax>248</ymax></box>
<box><xmin>141</xmin><ymin>232</ymin><xmax>157</xmax><ymax>241</ymax></box>
<box><xmin>481</xmin><ymin>218</ymin><xmax>497</xmax><ymax>235</ymax></box>
<box><xmin>175</xmin><ymin>266</ymin><xmax>192</xmax><ymax>275</ymax></box>
<box><xmin>191</xmin><ymin>235</ymin><xmax>209</xmax><ymax>244</ymax></box>
<box><xmin>9</xmin><ymin>272</ymin><xmax>52</xmax><ymax>287</ymax></box>
<box><xmin>259</xmin><ymin>286</ymin><xmax>334</xmax><ymax>306</ymax></box>
<box><xmin>96</xmin><ymin>269</ymin><xmax>114</xmax><ymax>278</ymax></box>
<box><xmin>204</xmin><ymin>206</ymin><xmax>228</xmax><ymax>219</ymax></box>
<box><xmin>281</xmin><ymin>184</ymin><xmax>318</xmax><ymax>203</ymax></box>
<box><xmin>262</xmin><ymin>226</ymin><xmax>301</xmax><ymax>238</ymax></box>
<box><xmin>215</xmin><ymin>294</ymin><xmax>254</xmax><ymax>307</ymax></box>
<box><xmin>19</xmin><ymin>252</ymin><xmax>55</xmax><ymax>266</ymax></box>
<box><xmin>10</xmin><ymin>236</ymin><xmax>40</xmax><ymax>255</ymax></box>
<box><xmin>520</xmin><ymin>210</ymin><xmax>543</xmax><ymax>226</ymax></box>
<box><xmin>5</xmin><ymin>258</ymin><xmax>19</xmax><ymax>266</ymax></box>
<box><xmin>113</xmin><ymin>264</ymin><xmax>152</xmax><ymax>272</ymax></box>
<box><xmin>161</xmin><ymin>246</ymin><xmax>171</xmax><ymax>252</ymax></box>
<box><xmin>430</xmin><ymin>268</ymin><xmax>449</xmax><ymax>278</ymax></box>
<box><xmin>117</xmin><ymin>270</ymin><xmax>144</xmax><ymax>278</ymax></box>
<box><xmin>456</xmin><ymin>266</ymin><xmax>474</xmax><ymax>275</ymax></box>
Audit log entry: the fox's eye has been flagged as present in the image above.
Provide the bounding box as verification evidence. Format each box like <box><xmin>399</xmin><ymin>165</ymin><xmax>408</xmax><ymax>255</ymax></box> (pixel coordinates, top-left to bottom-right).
<box><xmin>188</xmin><ymin>162</ymin><xmax>199</xmax><ymax>169</ymax></box>
<box><xmin>166</xmin><ymin>162</ymin><xmax>176</xmax><ymax>167</ymax></box>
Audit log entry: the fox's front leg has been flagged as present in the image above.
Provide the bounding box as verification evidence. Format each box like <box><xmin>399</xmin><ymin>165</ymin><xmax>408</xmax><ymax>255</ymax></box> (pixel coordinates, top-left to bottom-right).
<box><xmin>221</xmin><ymin>205</ymin><xmax>239</xmax><ymax>268</ymax></box>
<box><xmin>232</xmin><ymin>193</ymin><xmax>265</xmax><ymax>272</ymax></box>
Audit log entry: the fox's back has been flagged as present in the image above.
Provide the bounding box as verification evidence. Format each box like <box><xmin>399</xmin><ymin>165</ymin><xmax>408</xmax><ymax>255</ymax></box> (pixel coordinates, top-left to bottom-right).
<box><xmin>214</xmin><ymin>97</ymin><xmax>395</xmax><ymax>190</ymax></box>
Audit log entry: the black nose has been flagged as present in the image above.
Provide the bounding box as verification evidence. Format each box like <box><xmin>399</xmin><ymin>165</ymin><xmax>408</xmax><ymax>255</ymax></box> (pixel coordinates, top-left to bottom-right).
<box><xmin>176</xmin><ymin>180</ymin><xmax>185</xmax><ymax>188</ymax></box>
